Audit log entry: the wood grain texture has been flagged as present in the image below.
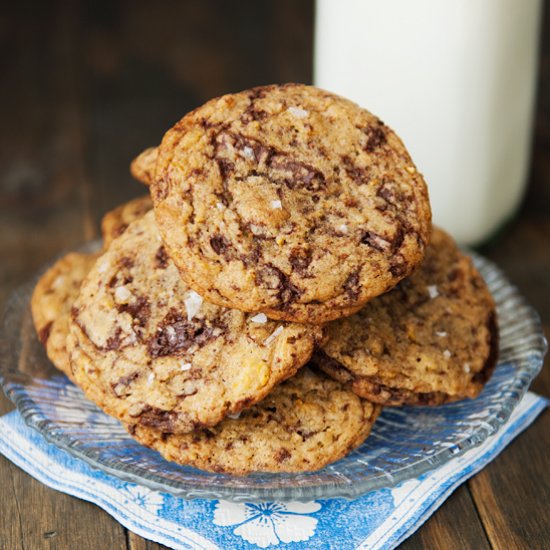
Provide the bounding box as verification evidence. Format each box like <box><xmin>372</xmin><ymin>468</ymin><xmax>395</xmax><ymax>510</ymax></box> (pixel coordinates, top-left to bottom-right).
<box><xmin>399</xmin><ymin>484</ymin><xmax>492</xmax><ymax>550</ymax></box>
<box><xmin>0</xmin><ymin>1</ymin><xmax>126</xmax><ymax>548</ymax></box>
<box><xmin>0</xmin><ymin>0</ymin><xmax>548</xmax><ymax>549</ymax></box>
<box><xmin>467</xmin><ymin>343</ymin><xmax>550</xmax><ymax>550</ymax></box>
<box><xmin>127</xmin><ymin>532</ymin><xmax>170</xmax><ymax>550</ymax></box>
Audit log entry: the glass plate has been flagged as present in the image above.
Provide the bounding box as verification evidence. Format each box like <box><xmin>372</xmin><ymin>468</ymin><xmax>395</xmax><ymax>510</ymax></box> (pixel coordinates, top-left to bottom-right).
<box><xmin>0</xmin><ymin>247</ymin><xmax>546</xmax><ymax>502</ymax></box>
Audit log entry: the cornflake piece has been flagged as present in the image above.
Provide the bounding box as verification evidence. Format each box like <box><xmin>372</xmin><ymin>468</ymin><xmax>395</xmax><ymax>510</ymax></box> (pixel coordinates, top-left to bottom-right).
<box><xmin>264</xmin><ymin>326</ymin><xmax>283</xmax><ymax>346</ymax></box>
<box><xmin>180</xmin><ymin>361</ymin><xmax>192</xmax><ymax>371</ymax></box>
<box><xmin>184</xmin><ymin>290</ymin><xmax>203</xmax><ymax>321</ymax></box>
<box><xmin>287</xmin><ymin>106</ymin><xmax>308</xmax><ymax>118</ymax></box>
<box><xmin>427</xmin><ymin>285</ymin><xmax>439</xmax><ymax>299</ymax></box>
<box><xmin>443</xmin><ymin>349</ymin><xmax>452</xmax><ymax>359</ymax></box>
<box><xmin>271</xmin><ymin>200</ymin><xmax>282</xmax><ymax>209</ymax></box>
<box><xmin>250</xmin><ymin>313</ymin><xmax>268</xmax><ymax>324</ymax></box>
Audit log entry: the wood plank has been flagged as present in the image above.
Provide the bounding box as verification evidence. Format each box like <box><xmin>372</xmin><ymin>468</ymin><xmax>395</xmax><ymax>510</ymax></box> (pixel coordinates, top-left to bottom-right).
<box><xmin>467</xmin><ymin>335</ymin><xmax>550</xmax><ymax>550</ymax></box>
<box><xmin>0</xmin><ymin>2</ymin><xmax>127</xmax><ymax>548</ymax></box>
<box><xmin>399</xmin><ymin>484</ymin><xmax>491</xmax><ymax>550</ymax></box>
<box><xmin>127</xmin><ymin>532</ymin><xmax>170</xmax><ymax>550</ymax></box>
<box><xmin>2</xmin><ymin>456</ymin><xmax>127</xmax><ymax>549</ymax></box>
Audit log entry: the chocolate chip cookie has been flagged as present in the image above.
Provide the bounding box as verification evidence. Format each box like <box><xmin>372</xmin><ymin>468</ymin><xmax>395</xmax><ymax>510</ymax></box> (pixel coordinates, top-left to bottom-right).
<box><xmin>101</xmin><ymin>195</ymin><xmax>153</xmax><ymax>248</ymax></box>
<box><xmin>150</xmin><ymin>83</ymin><xmax>431</xmax><ymax>324</ymax></box>
<box><xmin>312</xmin><ymin>227</ymin><xmax>498</xmax><ymax>405</ymax></box>
<box><xmin>68</xmin><ymin>210</ymin><xmax>323</xmax><ymax>433</ymax></box>
<box><xmin>31</xmin><ymin>252</ymin><xmax>99</xmax><ymax>379</ymax></box>
<box><xmin>128</xmin><ymin>367</ymin><xmax>381</xmax><ymax>474</ymax></box>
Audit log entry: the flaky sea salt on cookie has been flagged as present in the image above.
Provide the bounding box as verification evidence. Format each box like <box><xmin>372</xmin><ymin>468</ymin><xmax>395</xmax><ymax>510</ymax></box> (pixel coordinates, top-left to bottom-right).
<box><xmin>146</xmin><ymin>83</ymin><xmax>431</xmax><ymax>324</ymax></box>
<box><xmin>68</xmin><ymin>211</ymin><xmax>323</xmax><ymax>434</ymax></box>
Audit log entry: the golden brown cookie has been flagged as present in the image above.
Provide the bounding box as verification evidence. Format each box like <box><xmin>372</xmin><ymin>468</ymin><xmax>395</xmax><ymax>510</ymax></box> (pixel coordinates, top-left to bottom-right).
<box><xmin>68</xmin><ymin>211</ymin><xmax>323</xmax><ymax>434</ymax></box>
<box><xmin>312</xmin><ymin>227</ymin><xmax>498</xmax><ymax>406</ymax></box>
<box><xmin>150</xmin><ymin>83</ymin><xmax>431</xmax><ymax>324</ymax></box>
<box><xmin>130</xmin><ymin>147</ymin><xmax>158</xmax><ymax>186</ymax></box>
<box><xmin>31</xmin><ymin>252</ymin><xmax>98</xmax><ymax>379</ymax></box>
<box><xmin>128</xmin><ymin>367</ymin><xmax>381</xmax><ymax>474</ymax></box>
<box><xmin>101</xmin><ymin>195</ymin><xmax>153</xmax><ymax>248</ymax></box>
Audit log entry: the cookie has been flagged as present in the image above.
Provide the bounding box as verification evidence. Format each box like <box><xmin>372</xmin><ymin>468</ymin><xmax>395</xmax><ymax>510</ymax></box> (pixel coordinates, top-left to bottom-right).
<box><xmin>128</xmin><ymin>367</ymin><xmax>381</xmax><ymax>474</ymax></box>
<box><xmin>69</xmin><ymin>210</ymin><xmax>323</xmax><ymax>433</ymax></box>
<box><xmin>31</xmin><ymin>252</ymin><xmax>98</xmax><ymax>379</ymax></box>
<box><xmin>130</xmin><ymin>147</ymin><xmax>158</xmax><ymax>186</ymax></box>
<box><xmin>150</xmin><ymin>83</ymin><xmax>431</xmax><ymax>324</ymax></box>
<box><xmin>312</xmin><ymin>227</ymin><xmax>498</xmax><ymax>406</ymax></box>
<box><xmin>101</xmin><ymin>195</ymin><xmax>153</xmax><ymax>248</ymax></box>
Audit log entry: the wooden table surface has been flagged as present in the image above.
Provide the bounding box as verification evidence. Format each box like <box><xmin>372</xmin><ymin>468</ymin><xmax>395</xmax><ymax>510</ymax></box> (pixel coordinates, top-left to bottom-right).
<box><xmin>1</xmin><ymin>2</ymin><xmax>549</xmax><ymax>548</ymax></box>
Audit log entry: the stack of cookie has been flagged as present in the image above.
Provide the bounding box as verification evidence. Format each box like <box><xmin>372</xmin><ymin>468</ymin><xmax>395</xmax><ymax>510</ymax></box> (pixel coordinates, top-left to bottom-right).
<box><xmin>31</xmin><ymin>84</ymin><xmax>498</xmax><ymax>475</ymax></box>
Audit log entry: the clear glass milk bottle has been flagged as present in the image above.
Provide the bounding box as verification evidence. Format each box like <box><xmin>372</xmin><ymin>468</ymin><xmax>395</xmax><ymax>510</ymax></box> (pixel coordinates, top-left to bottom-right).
<box><xmin>314</xmin><ymin>0</ymin><xmax>542</xmax><ymax>245</ymax></box>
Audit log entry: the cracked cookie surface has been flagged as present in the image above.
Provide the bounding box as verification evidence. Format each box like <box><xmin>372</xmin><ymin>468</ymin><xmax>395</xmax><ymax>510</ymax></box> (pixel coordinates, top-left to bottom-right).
<box><xmin>150</xmin><ymin>84</ymin><xmax>431</xmax><ymax>324</ymax></box>
<box><xmin>68</xmin><ymin>210</ymin><xmax>323</xmax><ymax>433</ymax></box>
<box><xmin>128</xmin><ymin>367</ymin><xmax>381</xmax><ymax>474</ymax></box>
<box><xmin>312</xmin><ymin>227</ymin><xmax>498</xmax><ymax>405</ymax></box>
<box><xmin>31</xmin><ymin>252</ymin><xmax>99</xmax><ymax>379</ymax></box>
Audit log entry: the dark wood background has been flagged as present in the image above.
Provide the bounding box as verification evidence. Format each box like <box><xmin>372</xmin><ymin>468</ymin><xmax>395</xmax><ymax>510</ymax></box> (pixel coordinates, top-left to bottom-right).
<box><xmin>1</xmin><ymin>1</ymin><xmax>548</xmax><ymax>548</ymax></box>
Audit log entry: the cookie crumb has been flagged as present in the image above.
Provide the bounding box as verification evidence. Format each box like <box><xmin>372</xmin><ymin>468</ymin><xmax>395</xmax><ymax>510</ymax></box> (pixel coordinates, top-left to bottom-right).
<box><xmin>184</xmin><ymin>290</ymin><xmax>203</xmax><ymax>321</ymax></box>
<box><xmin>250</xmin><ymin>313</ymin><xmax>268</xmax><ymax>324</ymax></box>
<box><xmin>264</xmin><ymin>326</ymin><xmax>284</xmax><ymax>346</ymax></box>
<box><xmin>287</xmin><ymin>106</ymin><xmax>308</xmax><ymax>118</ymax></box>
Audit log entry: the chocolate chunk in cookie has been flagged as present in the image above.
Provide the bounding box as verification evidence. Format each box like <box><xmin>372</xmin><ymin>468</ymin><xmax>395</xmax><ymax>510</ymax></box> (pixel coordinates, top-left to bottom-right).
<box><xmin>312</xmin><ymin>227</ymin><xmax>498</xmax><ymax>405</ymax></box>
<box><xmin>69</xmin><ymin>211</ymin><xmax>323</xmax><ymax>433</ymax></box>
<box><xmin>128</xmin><ymin>367</ymin><xmax>381</xmax><ymax>474</ymax></box>
<box><xmin>148</xmin><ymin>84</ymin><xmax>431</xmax><ymax>323</ymax></box>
